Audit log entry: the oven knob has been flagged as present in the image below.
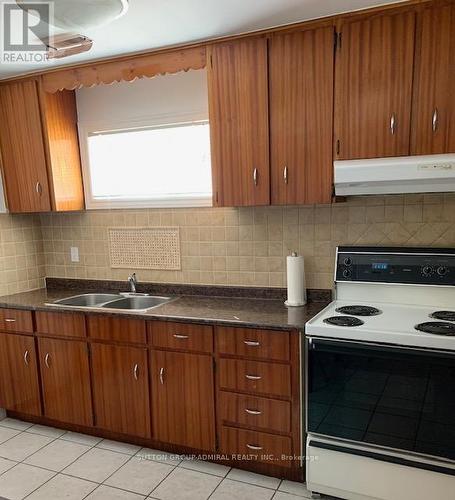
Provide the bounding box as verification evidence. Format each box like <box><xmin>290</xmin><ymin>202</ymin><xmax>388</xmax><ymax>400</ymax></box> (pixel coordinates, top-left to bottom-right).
<box><xmin>437</xmin><ymin>266</ymin><xmax>448</xmax><ymax>276</ymax></box>
<box><xmin>342</xmin><ymin>269</ymin><xmax>352</xmax><ymax>278</ymax></box>
<box><xmin>422</xmin><ymin>266</ymin><xmax>434</xmax><ymax>276</ymax></box>
<box><xmin>343</xmin><ymin>257</ymin><xmax>352</xmax><ymax>266</ymax></box>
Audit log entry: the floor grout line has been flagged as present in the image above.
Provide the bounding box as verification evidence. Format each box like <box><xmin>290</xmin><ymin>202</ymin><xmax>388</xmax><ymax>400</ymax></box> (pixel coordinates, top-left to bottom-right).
<box><xmin>0</xmin><ymin>420</ymin><xmax>318</xmax><ymax>500</ymax></box>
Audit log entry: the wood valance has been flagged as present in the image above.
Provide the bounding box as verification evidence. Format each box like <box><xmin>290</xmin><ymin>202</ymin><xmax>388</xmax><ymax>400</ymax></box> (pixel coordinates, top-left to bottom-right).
<box><xmin>41</xmin><ymin>45</ymin><xmax>207</xmax><ymax>93</ymax></box>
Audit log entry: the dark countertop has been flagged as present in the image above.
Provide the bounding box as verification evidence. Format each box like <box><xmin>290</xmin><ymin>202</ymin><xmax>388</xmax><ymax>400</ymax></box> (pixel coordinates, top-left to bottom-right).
<box><xmin>0</xmin><ymin>287</ymin><xmax>330</xmax><ymax>330</ymax></box>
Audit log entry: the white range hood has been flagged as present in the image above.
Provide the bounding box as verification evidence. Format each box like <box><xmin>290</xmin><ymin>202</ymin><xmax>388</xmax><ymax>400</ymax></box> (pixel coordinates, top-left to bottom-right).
<box><xmin>334</xmin><ymin>154</ymin><xmax>455</xmax><ymax>196</ymax></box>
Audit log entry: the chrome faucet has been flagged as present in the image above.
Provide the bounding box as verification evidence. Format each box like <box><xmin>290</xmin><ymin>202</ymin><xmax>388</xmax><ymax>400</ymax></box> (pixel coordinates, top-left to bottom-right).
<box><xmin>128</xmin><ymin>273</ymin><xmax>137</xmax><ymax>293</ymax></box>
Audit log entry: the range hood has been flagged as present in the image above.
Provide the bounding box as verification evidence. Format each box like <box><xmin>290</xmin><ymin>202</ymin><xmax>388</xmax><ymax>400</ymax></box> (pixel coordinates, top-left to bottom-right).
<box><xmin>334</xmin><ymin>154</ymin><xmax>455</xmax><ymax>196</ymax></box>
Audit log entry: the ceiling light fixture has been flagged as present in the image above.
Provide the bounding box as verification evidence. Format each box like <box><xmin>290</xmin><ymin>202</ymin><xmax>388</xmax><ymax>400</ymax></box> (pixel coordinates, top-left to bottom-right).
<box><xmin>16</xmin><ymin>0</ymin><xmax>129</xmax><ymax>31</ymax></box>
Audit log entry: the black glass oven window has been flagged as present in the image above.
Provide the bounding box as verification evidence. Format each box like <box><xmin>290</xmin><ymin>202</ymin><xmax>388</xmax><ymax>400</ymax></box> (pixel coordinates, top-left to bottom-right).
<box><xmin>307</xmin><ymin>340</ymin><xmax>455</xmax><ymax>461</ymax></box>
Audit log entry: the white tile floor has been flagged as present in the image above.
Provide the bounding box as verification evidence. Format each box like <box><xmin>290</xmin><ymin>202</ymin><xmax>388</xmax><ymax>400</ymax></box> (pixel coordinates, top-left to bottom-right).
<box><xmin>0</xmin><ymin>417</ymin><xmax>328</xmax><ymax>500</ymax></box>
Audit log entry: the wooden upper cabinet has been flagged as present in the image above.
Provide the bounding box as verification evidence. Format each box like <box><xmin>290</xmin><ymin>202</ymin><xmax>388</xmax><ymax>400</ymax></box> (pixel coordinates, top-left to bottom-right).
<box><xmin>40</xmin><ymin>89</ymin><xmax>85</xmax><ymax>211</ymax></box>
<box><xmin>269</xmin><ymin>27</ymin><xmax>334</xmax><ymax>204</ymax></box>
<box><xmin>208</xmin><ymin>37</ymin><xmax>270</xmax><ymax>206</ymax></box>
<box><xmin>0</xmin><ymin>79</ymin><xmax>84</xmax><ymax>213</ymax></box>
<box><xmin>0</xmin><ymin>80</ymin><xmax>52</xmax><ymax>212</ymax></box>
<box><xmin>411</xmin><ymin>3</ymin><xmax>455</xmax><ymax>155</ymax></box>
<box><xmin>336</xmin><ymin>10</ymin><xmax>415</xmax><ymax>159</ymax></box>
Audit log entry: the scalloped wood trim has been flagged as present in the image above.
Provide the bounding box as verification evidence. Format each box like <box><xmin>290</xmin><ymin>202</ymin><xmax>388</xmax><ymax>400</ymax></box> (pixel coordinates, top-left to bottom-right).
<box><xmin>41</xmin><ymin>46</ymin><xmax>206</xmax><ymax>93</ymax></box>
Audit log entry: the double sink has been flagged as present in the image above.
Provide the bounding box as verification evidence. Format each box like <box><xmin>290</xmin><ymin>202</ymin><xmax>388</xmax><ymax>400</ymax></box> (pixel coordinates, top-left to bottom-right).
<box><xmin>47</xmin><ymin>293</ymin><xmax>176</xmax><ymax>312</ymax></box>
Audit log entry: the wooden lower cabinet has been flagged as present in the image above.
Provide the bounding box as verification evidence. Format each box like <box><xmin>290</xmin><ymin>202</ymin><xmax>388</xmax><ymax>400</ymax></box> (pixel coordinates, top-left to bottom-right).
<box><xmin>220</xmin><ymin>426</ymin><xmax>293</xmax><ymax>468</ymax></box>
<box><xmin>38</xmin><ymin>337</ymin><xmax>93</xmax><ymax>426</ymax></box>
<box><xmin>91</xmin><ymin>343</ymin><xmax>151</xmax><ymax>438</ymax></box>
<box><xmin>0</xmin><ymin>333</ymin><xmax>41</xmax><ymax>415</ymax></box>
<box><xmin>150</xmin><ymin>350</ymin><xmax>216</xmax><ymax>451</ymax></box>
<box><xmin>219</xmin><ymin>392</ymin><xmax>291</xmax><ymax>434</ymax></box>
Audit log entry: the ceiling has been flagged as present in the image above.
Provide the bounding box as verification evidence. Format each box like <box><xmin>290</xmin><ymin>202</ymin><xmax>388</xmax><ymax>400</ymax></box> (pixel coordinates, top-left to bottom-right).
<box><xmin>0</xmin><ymin>0</ymin><xmax>405</xmax><ymax>80</ymax></box>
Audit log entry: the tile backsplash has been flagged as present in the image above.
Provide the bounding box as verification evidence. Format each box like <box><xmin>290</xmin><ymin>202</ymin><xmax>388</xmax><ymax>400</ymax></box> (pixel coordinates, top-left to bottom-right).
<box><xmin>0</xmin><ymin>214</ymin><xmax>45</xmax><ymax>295</ymax></box>
<box><xmin>39</xmin><ymin>193</ymin><xmax>455</xmax><ymax>291</ymax></box>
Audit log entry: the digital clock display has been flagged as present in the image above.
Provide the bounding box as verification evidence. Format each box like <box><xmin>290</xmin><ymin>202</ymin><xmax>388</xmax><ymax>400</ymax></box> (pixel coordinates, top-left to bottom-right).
<box><xmin>372</xmin><ymin>262</ymin><xmax>388</xmax><ymax>271</ymax></box>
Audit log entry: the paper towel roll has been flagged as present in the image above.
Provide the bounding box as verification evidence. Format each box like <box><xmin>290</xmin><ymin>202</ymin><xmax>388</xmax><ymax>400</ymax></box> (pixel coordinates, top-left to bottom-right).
<box><xmin>285</xmin><ymin>253</ymin><xmax>307</xmax><ymax>307</ymax></box>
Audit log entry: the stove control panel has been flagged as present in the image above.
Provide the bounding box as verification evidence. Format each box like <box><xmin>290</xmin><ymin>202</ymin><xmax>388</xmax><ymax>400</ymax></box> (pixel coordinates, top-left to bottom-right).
<box><xmin>336</xmin><ymin>247</ymin><xmax>455</xmax><ymax>285</ymax></box>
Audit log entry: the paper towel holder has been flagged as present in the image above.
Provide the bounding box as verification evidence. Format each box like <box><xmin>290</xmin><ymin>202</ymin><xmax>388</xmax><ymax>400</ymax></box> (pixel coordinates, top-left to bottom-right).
<box><xmin>285</xmin><ymin>251</ymin><xmax>307</xmax><ymax>308</ymax></box>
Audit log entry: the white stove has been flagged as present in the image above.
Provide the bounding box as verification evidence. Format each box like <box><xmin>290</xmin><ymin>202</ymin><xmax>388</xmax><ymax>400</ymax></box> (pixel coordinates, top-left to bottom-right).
<box><xmin>307</xmin><ymin>299</ymin><xmax>455</xmax><ymax>350</ymax></box>
<box><xmin>305</xmin><ymin>246</ymin><xmax>455</xmax><ymax>500</ymax></box>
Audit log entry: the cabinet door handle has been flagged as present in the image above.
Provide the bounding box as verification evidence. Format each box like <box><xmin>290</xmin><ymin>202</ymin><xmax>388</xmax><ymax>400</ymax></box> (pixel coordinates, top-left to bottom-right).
<box><xmin>245</xmin><ymin>408</ymin><xmax>262</xmax><ymax>415</ymax></box>
<box><xmin>244</xmin><ymin>340</ymin><xmax>260</xmax><ymax>347</ymax></box>
<box><xmin>133</xmin><ymin>363</ymin><xmax>139</xmax><ymax>380</ymax></box>
<box><xmin>253</xmin><ymin>168</ymin><xmax>258</xmax><ymax>186</ymax></box>
<box><xmin>432</xmin><ymin>108</ymin><xmax>439</xmax><ymax>132</ymax></box>
<box><xmin>389</xmin><ymin>113</ymin><xmax>396</xmax><ymax>135</ymax></box>
<box><xmin>245</xmin><ymin>374</ymin><xmax>261</xmax><ymax>380</ymax></box>
<box><xmin>44</xmin><ymin>353</ymin><xmax>50</xmax><ymax>368</ymax></box>
<box><xmin>159</xmin><ymin>367</ymin><xmax>165</xmax><ymax>385</ymax></box>
<box><xmin>283</xmin><ymin>165</ymin><xmax>288</xmax><ymax>184</ymax></box>
<box><xmin>4</xmin><ymin>318</ymin><xmax>16</xmax><ymax>323</ymax></box>
<box><xmin>36</xmin><ymin>182</ymin><xmax>43</xmax><ymax>195</ymax></box>
<box><xmin>246</xmin><ymin>444</ymin><xmax>263</xmax><ymax>451</ymax></box>
<box><xmin>24</xmin><ymin>350</ymin><xmax>29</xmax><ymax>366</ymax></box>
<box><xmin>173</xmin><ymin>334</ymin><xmax>189</xmax><ymax>339</ymax></box>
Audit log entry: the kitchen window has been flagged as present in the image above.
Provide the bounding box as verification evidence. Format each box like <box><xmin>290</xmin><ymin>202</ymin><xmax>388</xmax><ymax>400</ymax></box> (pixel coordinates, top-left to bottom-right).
<box><xmin>76</xmin><ymin>69</ymin><xmax>211</xmax><ymax>209</ymax></box>
<box><xmin>81</xmin><ymin>120</ymin><xmax>211</xmax><ymax>209</ymax></box>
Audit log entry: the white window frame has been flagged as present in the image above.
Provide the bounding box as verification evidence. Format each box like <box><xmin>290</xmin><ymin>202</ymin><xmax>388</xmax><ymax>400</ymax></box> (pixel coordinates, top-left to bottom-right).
<box><xmin>78</xmin><ymin>111</ymin><xmax>213</xmax><ymax>210</ymax></box>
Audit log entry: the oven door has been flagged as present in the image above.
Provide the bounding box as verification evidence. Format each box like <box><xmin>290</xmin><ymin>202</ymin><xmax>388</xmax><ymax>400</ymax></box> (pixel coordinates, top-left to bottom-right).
<box><xmin>307</xmin><ymin>337</ymin><xmax>455</xmax><ymax>461</ymax></box>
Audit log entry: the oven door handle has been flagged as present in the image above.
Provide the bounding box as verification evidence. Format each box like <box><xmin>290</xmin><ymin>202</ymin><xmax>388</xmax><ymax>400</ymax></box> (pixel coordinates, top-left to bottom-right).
<box><xmin>307</xmin><ymin>336</ymin><xmax>455</xmax><ymax>358</ymax></box>
<box><xmin>308</xmin><ymin>440</ymin><xmax>455</xmax><ymax>478</ymax></box>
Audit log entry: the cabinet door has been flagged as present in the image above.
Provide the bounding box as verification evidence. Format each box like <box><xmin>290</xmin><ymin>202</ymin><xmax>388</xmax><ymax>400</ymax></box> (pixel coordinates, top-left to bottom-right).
<box><xmin>411</xmin><ymin>3</ymin><xmax>455</xmax><ymax>154</ymax></box>
<box><xmin>0</xmin><ymin>334</ymin><xmax>41</xmax><ymax>415</ymax></box>
<box><xmin>270</xmin><ymin>27</ymin><xmax>334</xmax><ymax>205</ymax></box>
<box><xmin>337</xmin><ymin>10</ymin><xmax>415</xmax><ymax>159</ymax></box>
<box><xmin>91</xmin><ymin>343</ymin><xmax>150</xmax><ymax>438</ymax></box>
<box><xmin>151</xmin><ymin>351</ymin><xmax>215</xmax><ymax>451</ymax></box>
<box><xmin>0</xmin><ymin>80</ymin><xmax>51</xmax><ymax>212</ymax></box>
<box><xmin>39</xmin><ymin>338</ymin><xmax>93</xmax><ymax>426</ymax></box>
<box><xmin>208</xmin><ymin>38</ymin><xmax>269</xmax><ymax>206</ymax></box>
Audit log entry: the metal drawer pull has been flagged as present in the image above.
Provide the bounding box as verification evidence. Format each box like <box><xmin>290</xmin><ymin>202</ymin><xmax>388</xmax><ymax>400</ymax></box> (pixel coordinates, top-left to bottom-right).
<box><xmin>253</xmin><ymin>168</ymin><xmax>258</xmax><ymax>186</ymax></box>
<box><xmin>245</xmin><ymin>374</ymin><xmax>261</xmax><ymax>380</ymax></box>
<box><xmin>133</xmin><ymin>364</ymin><xmax>139</xmax><ymax>380</ymax></box>
<box><xmin>159</xmin><ymin>367</ymin><xmax>165</xmax><ymax>385</ymax></box>
<box><xmin>36</xmin><ymin>182</ymin><xmax>43</xmax><ymax>195</ymax></box>
<box><xmin>173</xmin><ymin>334</ymin><xmax>189</xmax><ymax>339</ymax></box>
<box><xmin>390</xmin><ymin>113</ymin><xmax>396</xmax><ymax>135</ymax></box>
<box><xmin>246</xmin><ymin>444</ymin><xmax>263</xmax><ymax>451</ymax></box>
<box><xmin>44</xmin><ymin>353</ymin><xmax>50</xmax><ymax>368</ymax></box>
<box><xmin>24</xmin><ymin>350</ymin><xmax>29</xmax><ymax>366</ymax></box>
<box><xmin>432</xmin><ymin>108</ymin><xmax>439</xmax><ymax>132</ymax></box>
<box><xmin>244</xmin><ymin>340</ymin><xmax>260</xmax><ymax>347</ymax></box>
<box><xmin>4</xmin><ymin>318</ymin><xmax>16</xmax><ymax>322</ymax></box>
<box><xmin>245</xmin><ymin>408</ymin><xmax>262</xmax><ymax>415</ymax></box>
<box><xmin>283</xmin><ymin>165</ymin><xmax>288</xmax><ymax>184</ymax></box>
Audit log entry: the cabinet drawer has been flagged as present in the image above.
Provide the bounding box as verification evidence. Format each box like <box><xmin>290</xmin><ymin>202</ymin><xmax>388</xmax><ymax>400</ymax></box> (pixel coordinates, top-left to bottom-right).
<box><xmin>219</xmin><ymin>391</ymin><xmax>291</xmax><ymax>433</ymax></box>
<box><xmin>87</xmin><ymin>315</ymin><xmax>146</xmax><ymax>344</ymax></box>
<box><xmin>36</xmin><ymin>311</ymin><xmax>86</xmax><ymax>338</ymax></box>
<box><xmin>148</xmin><ymin>321</ymin><xmax>213</xmax><ymax>353</ymax></box>
<box><xmin>0</xmin><ymin>308</ymin><xmax>33</xmax><ymax>334</ymax></box>
<box><xmin>218</xmin><ymin>358</ymin><xmax>291</xmax><ymax>398</ymax></box>
<box><xmin>220</xmin><ymin>426</ymin><xmax>293</xmax><ymax>468</ymax></box>
<box><xmin>216</xmin><ymin>326</ymin><xmax>289</xmax><ymax>361</ymax></box>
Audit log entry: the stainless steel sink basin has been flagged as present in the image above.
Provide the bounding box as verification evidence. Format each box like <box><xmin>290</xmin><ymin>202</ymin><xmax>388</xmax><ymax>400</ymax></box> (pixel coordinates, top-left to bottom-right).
<box><xmin>52</xmin><ymin>293</ymin><xmax>122</xmax><ymax>307</ymax></box>
<box><xmin>101</xmin><ymin>296</ymin><xmax>173</xmax><ymax>311</ymax></box>
<box><xmin>48</xmin><ymin>293</ymin><xmax>175</xmax><ymax>312</ymax></box>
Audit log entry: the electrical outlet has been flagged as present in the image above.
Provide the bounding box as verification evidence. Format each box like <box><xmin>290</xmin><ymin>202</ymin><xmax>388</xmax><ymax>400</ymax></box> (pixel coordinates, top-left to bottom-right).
<box><xmin>70</xmin><ymin>246</ymin><xmax>79</xmax><ymax>262</ymax></box>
